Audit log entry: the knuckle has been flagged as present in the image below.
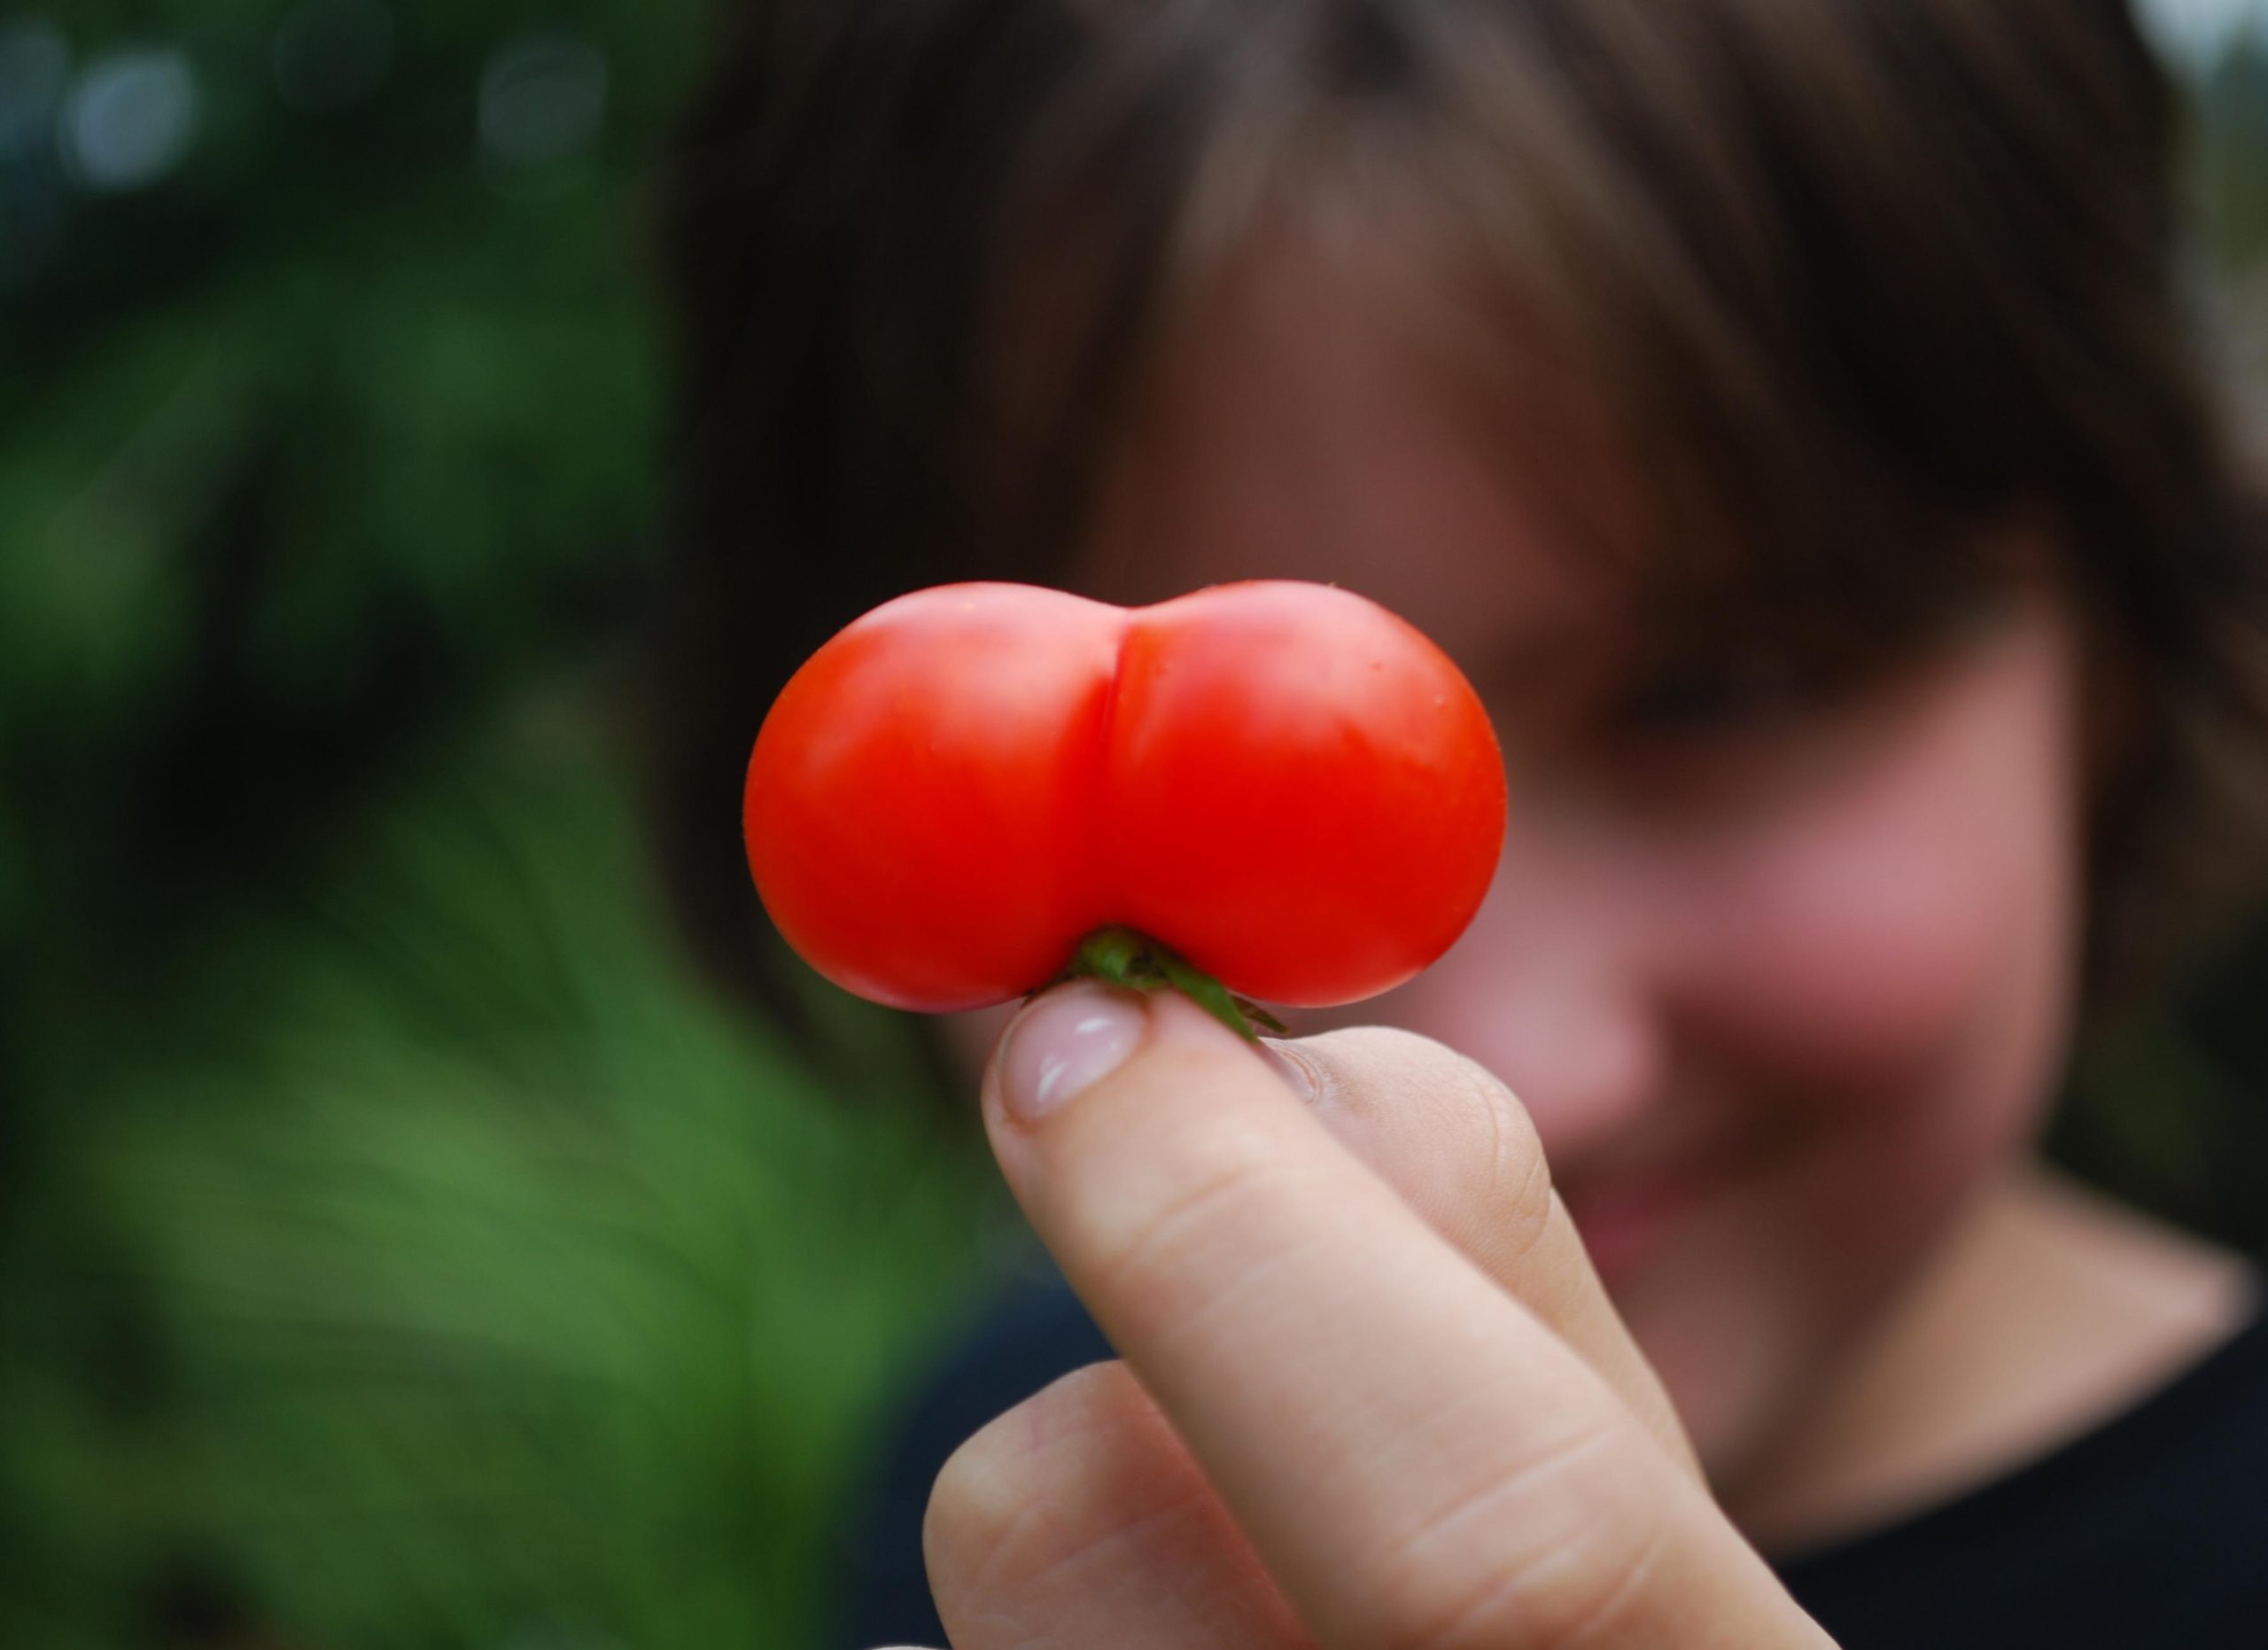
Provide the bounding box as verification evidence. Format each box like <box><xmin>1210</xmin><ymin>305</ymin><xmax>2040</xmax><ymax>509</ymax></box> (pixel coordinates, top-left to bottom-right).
<box><xmin>1297</xmin><ymin>1025</ymin><xmax>1557</xmax><ymax>1279</ymax></box>
<box><xmin>1410</xmin><ymin>1499</ymin><xmax>1670</xmax><ymax>1650</ymax></box>
<box><xmin>1091</xmin><ymin>1143</ymin><xmax>1317</xmax><ymax>1343</ymax></box>
<box><xmin>923</xmin><ymin>1362</ymin><xmax>1142</xmax><ymax>1600</ymax></box>
<box><xmin>1328</xmin><ymin>1024</ymin><xmax>1552</xmax><ymax>1227</ymax></box>
<box><xmin>925</xmin><ymin>1361</ymin><xmax>1217</xmax><ymax>1640</ymax></box>
<box><xmin>1371</xmin><ymin>1425</ymin><xmax>1674</xmax><ymax>1650</ymax></box>
<box><xmin>924</xmin><ymin>1411</ymin><xmax>1040</xmax><ymax>1601</ymax></box>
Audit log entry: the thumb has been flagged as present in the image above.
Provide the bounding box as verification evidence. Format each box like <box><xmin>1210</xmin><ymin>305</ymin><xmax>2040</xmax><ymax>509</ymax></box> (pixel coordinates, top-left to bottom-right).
<box><xmin>975</xmin><ymin>982</ymin><xmax>1830</xmax><ymax>1647</ymax></box>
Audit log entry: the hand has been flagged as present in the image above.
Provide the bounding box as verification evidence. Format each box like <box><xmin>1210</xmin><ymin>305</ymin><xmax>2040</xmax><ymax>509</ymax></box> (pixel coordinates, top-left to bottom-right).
<box><xmin>903</xmin><ymin>982</ymin><xmax>1837</xmax><ymax>1648</ymax></box>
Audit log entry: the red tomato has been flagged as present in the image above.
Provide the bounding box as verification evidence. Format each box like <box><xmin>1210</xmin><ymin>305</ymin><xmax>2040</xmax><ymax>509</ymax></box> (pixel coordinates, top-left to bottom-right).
<box><xmin>743</xmin><ymin>580</ymin><xmax>1505</xmax><ymax>1012</ymax></box>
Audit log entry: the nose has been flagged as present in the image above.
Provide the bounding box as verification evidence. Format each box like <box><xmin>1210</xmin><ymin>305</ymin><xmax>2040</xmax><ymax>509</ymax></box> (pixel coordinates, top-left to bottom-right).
<box><xmin>1378</xmin><ymin>808</ymin><xmax>1670</xmax><ymax>1171</ymax></box>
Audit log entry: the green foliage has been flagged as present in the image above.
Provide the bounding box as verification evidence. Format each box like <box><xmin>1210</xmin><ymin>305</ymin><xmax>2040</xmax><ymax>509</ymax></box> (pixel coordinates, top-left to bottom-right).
<box><xmin>1</xmin><ymin>5</ymin><xmax>1006</xmax><ymax>1645</ymax></box>
<box><xmin>3</xmin><ymin>703</ymin><xmax>1007</xmax><ymax>1648</ymax></box>
<box><xmin>0</xmin><ymin>0</ymin><xmax>690</xmax><ymax>1007</ymax></box>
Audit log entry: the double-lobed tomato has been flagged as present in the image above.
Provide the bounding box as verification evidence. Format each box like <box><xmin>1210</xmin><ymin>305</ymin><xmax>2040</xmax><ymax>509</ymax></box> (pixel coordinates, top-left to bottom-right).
<box><xmin>743</xmin><ymin>580</ymin><xmax>1506</xmax><ymax>1014</ymax></box>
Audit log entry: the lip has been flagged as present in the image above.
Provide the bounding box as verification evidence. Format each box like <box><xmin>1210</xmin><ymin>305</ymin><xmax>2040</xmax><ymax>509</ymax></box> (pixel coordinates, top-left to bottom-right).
<box><xmin>1558</xmin><ymin>1158</ymin><xmax>1730</xmax><ymax>1287</ymax></box>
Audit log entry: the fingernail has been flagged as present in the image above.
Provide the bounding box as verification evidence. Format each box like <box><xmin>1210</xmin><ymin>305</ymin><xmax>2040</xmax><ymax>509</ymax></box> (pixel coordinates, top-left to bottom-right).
<box><xmin>1260</xmin><ymin>1038</ymin><xmax>1317</xmax><ymax>1102</ymax></box>
<box><xmin>997</xmin><ymin>985</ymin><xmax>1149</xmax><ymax>1125</ymax></box>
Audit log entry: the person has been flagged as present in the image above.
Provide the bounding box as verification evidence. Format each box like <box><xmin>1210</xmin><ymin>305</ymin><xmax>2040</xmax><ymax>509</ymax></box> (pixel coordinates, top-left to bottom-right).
<box><xmin>648</xmin><ymin>1</ymin><xmax>2268</xmax><ymax>1644</ymax></box>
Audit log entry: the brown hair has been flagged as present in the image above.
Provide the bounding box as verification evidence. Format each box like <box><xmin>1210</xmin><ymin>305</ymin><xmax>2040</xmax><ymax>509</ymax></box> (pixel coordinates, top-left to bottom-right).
<box><xmin>648</xmin><ymin>0</ymin><xmax>2268</xmax><ymax>1043</ymax></box>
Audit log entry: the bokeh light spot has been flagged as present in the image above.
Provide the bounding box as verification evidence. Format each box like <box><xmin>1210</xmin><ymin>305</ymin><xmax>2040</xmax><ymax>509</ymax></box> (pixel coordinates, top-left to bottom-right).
<box><xmin>478</xmin><ymin>35</ymin><xmax>607</xmax><ymax>179</ymax></box>
<box><xmin>58</xmin><ymin>46</ymin><xmax>198</xmax><ymax>193</ymax></box>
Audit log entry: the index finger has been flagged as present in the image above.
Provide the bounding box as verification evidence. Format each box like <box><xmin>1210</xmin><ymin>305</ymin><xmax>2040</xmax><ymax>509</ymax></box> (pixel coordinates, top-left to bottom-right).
<box><xmin>980</xmin><ymin>984</ymin><xmax>1826</xmax><ymax>1648</ymax></box>
<box><xmin>1278</xmin><ymin>1023</ymin><xmax>1697</xmax><ymax>1478</ymax></box>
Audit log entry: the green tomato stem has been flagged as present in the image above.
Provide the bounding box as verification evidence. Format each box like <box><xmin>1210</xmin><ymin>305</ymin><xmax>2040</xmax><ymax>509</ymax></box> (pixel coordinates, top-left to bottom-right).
<box><xmin>1047</xmin><ymin>926</ymin><xmax>1288</xmax><ymax>1043</ymax></box>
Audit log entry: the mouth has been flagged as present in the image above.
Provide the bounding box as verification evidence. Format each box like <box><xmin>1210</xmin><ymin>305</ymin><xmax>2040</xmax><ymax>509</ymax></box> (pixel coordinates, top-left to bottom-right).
<box><xmin>1557</xmin><ymin>1156</ymin><xmax>1732</xmax><ymax>1287</ymax></box>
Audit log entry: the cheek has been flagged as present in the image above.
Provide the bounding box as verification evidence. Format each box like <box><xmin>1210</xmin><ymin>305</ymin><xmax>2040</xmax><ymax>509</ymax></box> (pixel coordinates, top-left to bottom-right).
<box><xmin>1700</xmin><ymin>797</ymin><xmax>2068</xmax><ymax>1103</ymax></box>
<box><xmin>1677</xmin><ymin>671</ymin><xmax>2084</xmax><ymax>1129</ymax></box>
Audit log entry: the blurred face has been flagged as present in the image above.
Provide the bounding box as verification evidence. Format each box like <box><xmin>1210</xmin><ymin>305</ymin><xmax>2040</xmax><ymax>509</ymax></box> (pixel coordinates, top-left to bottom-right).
<box><xmin>963</xmin><ymin>237</ymin><xmax>2091</xmax><ymax>1491</ymax></box>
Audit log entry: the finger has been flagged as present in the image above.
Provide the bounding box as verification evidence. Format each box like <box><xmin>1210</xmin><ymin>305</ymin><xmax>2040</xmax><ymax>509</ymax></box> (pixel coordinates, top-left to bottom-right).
<box><xmin>924</xmin><ymin>1021</ymin><xmax>1694</xmax><ymax>1649</ymax></box>
<box><xmin>926</xmin><ymin>1360</ymin><xmax>1309</xmax><ymax>1650</ymax></box>
<box><xmin>1270</xmin><ymin>1025</ymin><xmax>1697</xmax><ymax>1478</ymax></box>
<box><xmin>981</xmin><ymin>983</ymin><xmax>1829</xmax><ymax>1648</ymax></box>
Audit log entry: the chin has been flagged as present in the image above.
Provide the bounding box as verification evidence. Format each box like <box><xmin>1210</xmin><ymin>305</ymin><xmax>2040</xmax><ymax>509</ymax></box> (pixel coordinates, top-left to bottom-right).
<box><xmin>1601</xmin><ymin>1147</ymin><xmax>1975</xmax><ymax>1498</ymax></box>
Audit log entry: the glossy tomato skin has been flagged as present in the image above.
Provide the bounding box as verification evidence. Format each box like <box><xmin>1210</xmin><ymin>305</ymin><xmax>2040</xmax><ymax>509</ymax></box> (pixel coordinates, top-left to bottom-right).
<box><xmin>744</xmin><ymin>580</ymin><xmax>1505</xmax><ymax>1012</ymax></box>
<box><xmin>1100</xmin><ymin>582</ymin><xmax>1505</xmax><ymax>1006</ymax></box>
<box><xmin>742</xmin><ymin>583</ymin><xmax>1126</xmax><ymax>1011</ymax></box>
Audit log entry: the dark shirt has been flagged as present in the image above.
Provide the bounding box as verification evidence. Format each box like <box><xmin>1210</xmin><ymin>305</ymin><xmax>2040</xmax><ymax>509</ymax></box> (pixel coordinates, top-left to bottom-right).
<box><xmin>1772</xmin><ymin>1299</ymin><xmax>2268</xmax><ymax>1646</ymax></box>
<box><xmin>830</xmin><ymin>1264</ymin><xmax>2268</xmax><ymax>1648</ymax></box>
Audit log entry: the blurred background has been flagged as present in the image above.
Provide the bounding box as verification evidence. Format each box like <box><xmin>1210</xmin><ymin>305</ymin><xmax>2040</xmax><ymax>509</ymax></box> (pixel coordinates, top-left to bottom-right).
<box><xmin>1</xmin><ymin>3</ymin><xmax>2264</xmax><ymax>1646</ymax></box>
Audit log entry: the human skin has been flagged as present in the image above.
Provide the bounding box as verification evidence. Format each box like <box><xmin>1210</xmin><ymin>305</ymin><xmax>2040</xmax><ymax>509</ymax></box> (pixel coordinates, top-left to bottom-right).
<box><xmin>910</xmin><ymin>234</ymin><xmax>2256</xmax><ymax>1643</ymax></box>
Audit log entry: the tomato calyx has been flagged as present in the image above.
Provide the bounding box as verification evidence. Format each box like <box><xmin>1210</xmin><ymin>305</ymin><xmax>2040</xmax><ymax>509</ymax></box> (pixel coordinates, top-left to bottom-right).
<box><xmin>1045</xmin><ymin>926</ymin><xmax>1290</xmax><ymax>1043</ymax></box>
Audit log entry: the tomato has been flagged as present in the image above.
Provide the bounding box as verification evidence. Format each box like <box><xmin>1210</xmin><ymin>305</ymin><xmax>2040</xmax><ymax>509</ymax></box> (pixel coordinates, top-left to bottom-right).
<box><xmin>743</xmin><ymin>580</ymin><xmax>1505</xmax><ymax>1014</ymax></box>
